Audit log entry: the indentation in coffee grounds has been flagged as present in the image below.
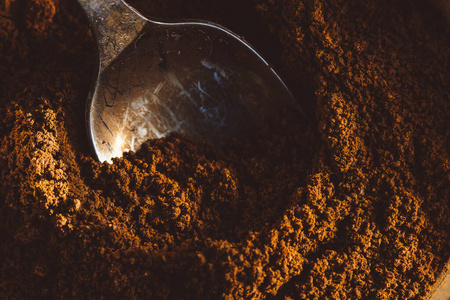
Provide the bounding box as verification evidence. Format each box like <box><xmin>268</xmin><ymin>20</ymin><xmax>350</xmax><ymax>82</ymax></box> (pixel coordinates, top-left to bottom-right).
<box><xmin>0</xmin><ymin>0</ymin><xmax>448</xmax><ymax>299</ymax></box>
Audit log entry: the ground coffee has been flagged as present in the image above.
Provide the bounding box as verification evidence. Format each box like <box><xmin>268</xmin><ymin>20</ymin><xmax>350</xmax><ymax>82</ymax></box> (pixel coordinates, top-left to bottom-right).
<box><xmin>0</xmin><ymin>0</ymin><xmax>448</xmax><ymax>299</ymax></box>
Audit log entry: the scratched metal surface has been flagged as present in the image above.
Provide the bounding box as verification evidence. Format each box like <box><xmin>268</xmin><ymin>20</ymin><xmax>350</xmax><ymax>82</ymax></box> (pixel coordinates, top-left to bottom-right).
<box><xmin>77</xmin><ymin>0</ymin><xmax>146</xmax><ymax>69</ymax></box>
<box><xmin>88</xmin><ymin>22</ymin><xmax>299</xmax><ymax>163</ymax></box>
<box><xmin>79</xmin><ymin>0</ymin><xmax>302</xmax><ymax>163</ymax></box>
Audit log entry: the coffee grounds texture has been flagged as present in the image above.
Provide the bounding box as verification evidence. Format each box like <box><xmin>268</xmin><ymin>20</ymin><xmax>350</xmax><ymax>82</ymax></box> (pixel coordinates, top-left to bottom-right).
<box><xmin>0</xmin><ymin>0</ymin><xmax>448</xmax><ymax>299</ymax></box>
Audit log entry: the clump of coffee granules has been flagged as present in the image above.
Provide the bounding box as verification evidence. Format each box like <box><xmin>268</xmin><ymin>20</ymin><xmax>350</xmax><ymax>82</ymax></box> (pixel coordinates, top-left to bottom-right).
<box><xmin>0</xmin><ymin>0</ymin><xmax>448</xmax><ymax>299</ymax></box>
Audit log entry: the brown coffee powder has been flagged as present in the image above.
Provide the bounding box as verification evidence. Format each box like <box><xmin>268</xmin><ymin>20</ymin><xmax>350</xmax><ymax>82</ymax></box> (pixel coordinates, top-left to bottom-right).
<box><xmin>0</xmin><ymin>0</ymin><xmax>448</xmax><ymax>299</ymax></box>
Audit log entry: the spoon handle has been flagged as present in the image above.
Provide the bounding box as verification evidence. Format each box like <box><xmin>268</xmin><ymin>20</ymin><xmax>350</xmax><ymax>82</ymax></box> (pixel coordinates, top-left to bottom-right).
<box><xmin>77</xmin><ymin>0</ymin><xmax>146</xmax><ymax>69</ymax></box>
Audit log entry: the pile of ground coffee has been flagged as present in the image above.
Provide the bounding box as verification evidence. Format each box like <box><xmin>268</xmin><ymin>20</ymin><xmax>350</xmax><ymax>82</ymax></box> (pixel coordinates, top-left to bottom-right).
<box><xmin>0</xmin><ymin>0</ymin><xmax>448</xmax><ymax>299</ymax></box>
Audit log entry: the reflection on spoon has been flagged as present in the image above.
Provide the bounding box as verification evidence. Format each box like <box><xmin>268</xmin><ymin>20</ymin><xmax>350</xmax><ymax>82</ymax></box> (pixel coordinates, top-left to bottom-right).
<box><xmin>78</xmin><ymin>0</ymin><xmax>304</xmax><ymax>163</ymax></box>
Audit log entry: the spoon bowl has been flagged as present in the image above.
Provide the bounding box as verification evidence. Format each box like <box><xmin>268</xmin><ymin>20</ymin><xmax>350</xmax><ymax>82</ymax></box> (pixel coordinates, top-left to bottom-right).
<box><xmin>78</xmin><ymin>0</ymin><xmax>303</xmax><ymax>163</ymax></box>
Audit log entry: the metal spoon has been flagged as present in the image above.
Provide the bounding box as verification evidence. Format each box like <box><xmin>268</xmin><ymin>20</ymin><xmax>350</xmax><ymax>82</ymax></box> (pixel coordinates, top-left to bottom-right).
<box><xmin>77</xmin><ymin>0</ymin><xmax>303</xmax><ymax>163</ymax></box>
